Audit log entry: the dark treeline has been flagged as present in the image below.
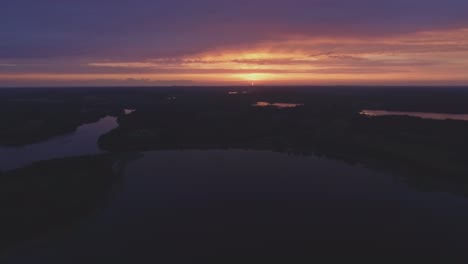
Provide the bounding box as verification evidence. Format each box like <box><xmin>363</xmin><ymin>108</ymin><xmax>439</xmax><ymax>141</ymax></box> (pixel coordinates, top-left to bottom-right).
<box><xmin>90</xmin><ymin>86</ymin><xmax>468</xmax><ymax>184</ymax></box>
<box><xmin>0</xmin><ymin>86</ymin><xmax>468</xmax><ymax>183</ymax></box>
<box><xmin>2</xmin><ymin>86</ymin><xmax>468</xmax><ymax>186</ymax></box>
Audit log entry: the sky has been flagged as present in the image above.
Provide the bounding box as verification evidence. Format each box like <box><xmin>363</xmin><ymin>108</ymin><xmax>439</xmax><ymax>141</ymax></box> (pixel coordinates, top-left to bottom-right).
<box><xmin>1</xmin><ymin>0</ymin><xmax>468</xmax><ymax>86</ymax></box>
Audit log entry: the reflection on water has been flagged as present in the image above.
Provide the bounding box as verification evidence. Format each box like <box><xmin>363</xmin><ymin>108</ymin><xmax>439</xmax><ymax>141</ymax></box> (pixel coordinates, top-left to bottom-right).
<box><xmin>360</xmin><ymin>110</ymin><xmax>468</xmax><ymax>121</ymax></box>
<box><xmin>253</xmin><ymin>101</ymin><xmax>304</xmax><ymax>108</ymax></box>
<box><xmin>228</xmin><ymin>91</ymin><xmax>248</xmax><ymax>95</ymax></box>
<box><xmin>4</xmin><ymin>150</ymin><xmax>468</xmax><ymax>262</ymax></box>
<box><xmin>124</xmin><ymin>109</ymin><xmax>136</xmax><ymax>115</ymax></box>
<box><xmin>0</xmin><ymin>116</ymin><xmax>118</xmax><ymax>171</ymax></box>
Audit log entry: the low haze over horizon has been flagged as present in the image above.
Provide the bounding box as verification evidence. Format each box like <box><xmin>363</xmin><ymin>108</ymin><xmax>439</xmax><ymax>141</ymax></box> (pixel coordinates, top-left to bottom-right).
<box><xmin>2</xmin><ymin>0</ymin><xmax>468</xmax><ymax>87</ymax></box>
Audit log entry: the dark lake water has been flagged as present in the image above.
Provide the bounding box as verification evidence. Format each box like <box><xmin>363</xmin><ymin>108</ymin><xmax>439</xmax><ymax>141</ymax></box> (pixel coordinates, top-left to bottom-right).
<box><xmin>3</xmin><ymin>150</ymin><xmax>468</xmax><ymax>262</ymax></box>
<box><xmin>0</xmin><ymin>116</ymin><xmax>118</xmax><ymax>171</ymax></box>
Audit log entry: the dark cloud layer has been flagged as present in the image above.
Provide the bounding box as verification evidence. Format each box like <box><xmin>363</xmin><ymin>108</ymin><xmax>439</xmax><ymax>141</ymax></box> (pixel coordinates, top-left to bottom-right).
<box><xmin>2</xmin><ymin>0</ymin><xmax>468</xmax><ymax>60</ymax></box>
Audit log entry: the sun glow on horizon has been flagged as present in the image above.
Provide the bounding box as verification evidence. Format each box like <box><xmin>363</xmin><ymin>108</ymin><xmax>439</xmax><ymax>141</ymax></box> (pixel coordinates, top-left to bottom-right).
<box><xmin>237</xmin><ymin>73</ymin><xmax>276</xmax><ymax>82</ymax></box>
<box><xmin>2</xmin><ymin>28</ymin><xmax>468</xmax><ymax>86</ymax></box>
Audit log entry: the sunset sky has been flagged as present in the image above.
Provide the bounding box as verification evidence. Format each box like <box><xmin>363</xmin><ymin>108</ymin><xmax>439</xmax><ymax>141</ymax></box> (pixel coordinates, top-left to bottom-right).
<box><xmin>1</xmin><ymin>0</ymin><xmax>468</xmax><ymax>86</ymax></box>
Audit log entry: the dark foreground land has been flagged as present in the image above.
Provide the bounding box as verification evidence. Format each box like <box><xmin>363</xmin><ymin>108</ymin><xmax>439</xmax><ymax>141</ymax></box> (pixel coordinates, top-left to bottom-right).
<box><xmin>0</xmin><ymin>155</ymin><xmax>118</xmax><ymax>251</ymax></box>
<box><xmin>2</xmin><ymin>86</ymin><xmax>468</xmax><ymax>260</ymax></box>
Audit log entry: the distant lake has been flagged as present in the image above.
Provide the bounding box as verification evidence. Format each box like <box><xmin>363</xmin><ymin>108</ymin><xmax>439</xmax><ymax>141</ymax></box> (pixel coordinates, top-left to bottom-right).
<box><xmin>361</xmin><ymin>110</ymin><xmax>468</xmax><ymax>121</ymax></box>
<box><xmin>124</xmin><ymin>109</ymin><xmax>136</xmax><ymax>115</ymax></box>
<box><xmin>4</xmin><ymin>150</ymin><xmax>468</xmax><ymax>262</ymax></box>
<box><xmin>0</xmin><ymin>116</ymin><xmax>118</xmax><ymax>171</ymax></box>
<box><xmin>253</xmin><ymin>101</ymin><xmax>304</xmax><ymax>108</ymax></box>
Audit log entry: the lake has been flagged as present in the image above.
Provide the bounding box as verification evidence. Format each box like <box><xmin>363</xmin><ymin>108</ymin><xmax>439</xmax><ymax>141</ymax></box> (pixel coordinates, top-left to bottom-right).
<box><xmin>253</xmin><ymin>102</ymin><xmax>304</xmax><ymax>108</ymax></box>
<box><xmin>3</xmin><ymin>150</ymin><xmax>468</xmax><ymax>262</ymax></box>
<box><xmin>361</xmin><ymin>110</ymin><xmax>468</xmax><ymax>121</ymax></box>
<box><xmin>0</xmin><ymin>116</ymin><xmax>118</xmax><ymax>171</ymax></box>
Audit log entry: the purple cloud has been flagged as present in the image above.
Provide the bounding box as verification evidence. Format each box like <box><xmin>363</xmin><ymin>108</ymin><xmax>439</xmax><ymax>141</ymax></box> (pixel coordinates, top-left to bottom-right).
<box><xmin>1</xmin><ymin>0</ymin><xmax>468</xmax><ymax>60</ymax></box>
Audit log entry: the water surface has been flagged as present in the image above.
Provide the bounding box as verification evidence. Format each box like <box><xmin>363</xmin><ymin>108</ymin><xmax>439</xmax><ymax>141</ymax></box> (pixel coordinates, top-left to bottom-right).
<box><xmin>361</xmin><ymin>110</ymin><xmax>468</xmax><ymax>121</ymax></box>
<box><xmin>253</xmin><ymin>101</ymin><xmax>304</xmax><ymax>108</ymax></box>
<box><xmin>0</xmin><ymin>116</ymin><xmax>118</xmax><ymax>171</ymax></box>
<box><xmin>4</xmin><ymin>150</ymin><xmax>468</xmax><ymax>262</ymax></box>
<box><xmin>124</xmin><ymin>109</ymin><xmax>136</xmax><ymax>115</ymax></box>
